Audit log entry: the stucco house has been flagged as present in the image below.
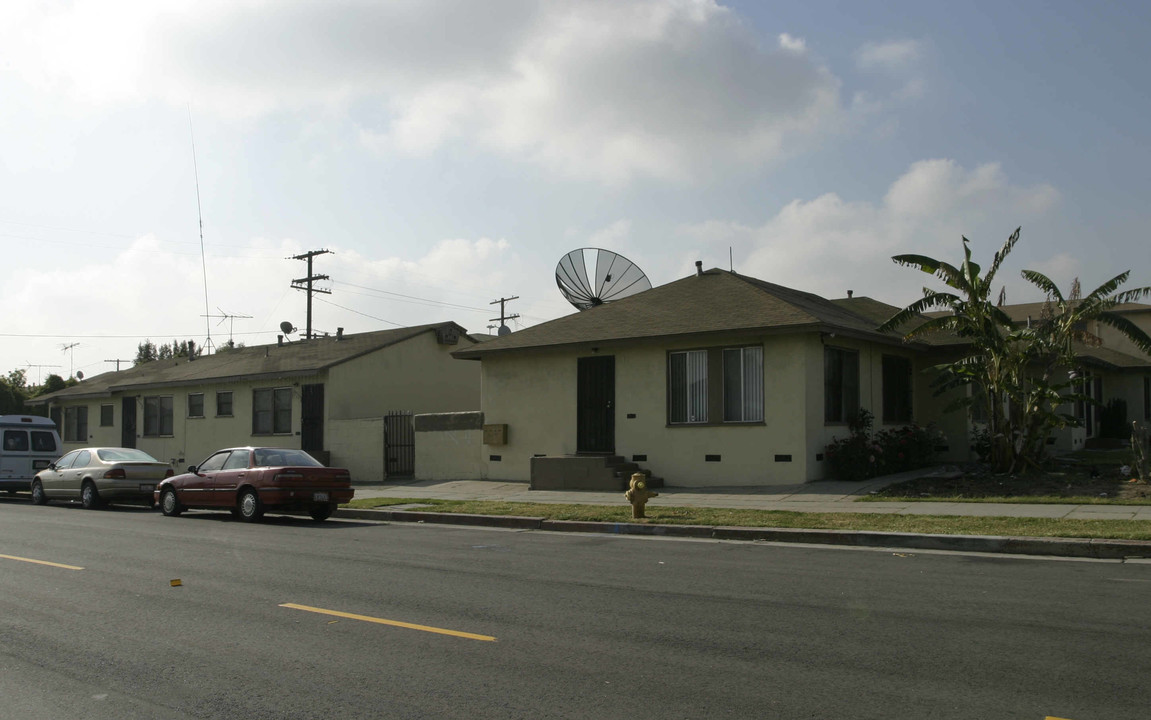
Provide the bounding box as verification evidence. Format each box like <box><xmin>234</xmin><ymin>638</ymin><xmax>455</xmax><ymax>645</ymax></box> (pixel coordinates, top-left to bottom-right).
<box><xmin>449</xmin><ymin>267</ymin><xmax>974</xmax><ymax>488</ymax></box>
<box><xmin>995</xmin><ymin>301</ymin><xmax>1151</xmax><ymax>451</ymax></box>
<box><xmin>30</xmin><ymin>323</ymin><xmax>480</xmax><ymax>483</ymax></box>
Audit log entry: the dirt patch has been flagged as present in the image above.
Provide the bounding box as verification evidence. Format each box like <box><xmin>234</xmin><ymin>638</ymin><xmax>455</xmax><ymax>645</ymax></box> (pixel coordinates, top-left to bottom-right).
<box><xmin>871</xmin><ymin>451</ymin><xmax>1148</xmax><ymax>502</ymax></box>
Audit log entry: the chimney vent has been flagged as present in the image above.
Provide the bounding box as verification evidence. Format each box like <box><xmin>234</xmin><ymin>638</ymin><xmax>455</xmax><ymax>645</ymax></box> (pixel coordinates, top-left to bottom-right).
<box><xmin>847</xmin><ymin>290</ymin><xmax>853</xmax><ymax>298</ymax></box>
<box><xmin>695</xmin><ymin>260</ymin><xmax>703</xmax><ymax>276</ymax></box>
<box><xmin>336</xmin><ymin>327</ymin><xmax>344</xmax><ymax>341</ymax></box>
<box><xmin>277</xmin><ymin>335</ymin><xmax>283</xmax><ymax>347</ymax></box>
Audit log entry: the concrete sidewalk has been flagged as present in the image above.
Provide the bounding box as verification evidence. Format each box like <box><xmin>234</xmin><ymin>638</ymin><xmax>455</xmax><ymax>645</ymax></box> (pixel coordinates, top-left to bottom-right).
<box><xmin>351</xmin><ymin>470</ymin><xmax>1151</xmax><ymax>522</ymax></box>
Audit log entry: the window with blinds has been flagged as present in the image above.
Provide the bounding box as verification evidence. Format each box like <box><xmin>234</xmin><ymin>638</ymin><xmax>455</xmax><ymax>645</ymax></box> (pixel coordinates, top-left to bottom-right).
<box><xmin>723</xmin><ymin>346</ymin><xmax>764</xmax><ymax>422</ymax></box>
<box><xmin>668</xmin><ymin>350</ymin><xmax>708</xmax><ymax>424</ymax></box>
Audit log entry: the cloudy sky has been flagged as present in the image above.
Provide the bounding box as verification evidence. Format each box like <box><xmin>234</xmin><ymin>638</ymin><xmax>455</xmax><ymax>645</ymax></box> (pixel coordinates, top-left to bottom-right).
<box><xmin>2</xmin><ymin>0</ymin><xmax>1148</xmax><ymax>383</ymax></box>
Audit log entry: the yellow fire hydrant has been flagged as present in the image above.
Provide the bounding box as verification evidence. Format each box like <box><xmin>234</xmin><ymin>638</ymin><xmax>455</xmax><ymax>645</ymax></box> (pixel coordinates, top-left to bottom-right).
<box><xmin>625</xmin><ymin>472</ymin><xmax>658</xmax><ymax>519</ymax></box>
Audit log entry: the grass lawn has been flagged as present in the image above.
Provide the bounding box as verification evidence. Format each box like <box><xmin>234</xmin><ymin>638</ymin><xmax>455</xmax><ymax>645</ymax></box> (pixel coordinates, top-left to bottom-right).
<box><xmin>342</xmin><ymin>496</ymin><xmax>1151</xmax><ymax>541</ymax></box>
<box><xmin>863</xmin><ymin>448</ymin><xmax>1151</xmax><ymax>505</ymax></box>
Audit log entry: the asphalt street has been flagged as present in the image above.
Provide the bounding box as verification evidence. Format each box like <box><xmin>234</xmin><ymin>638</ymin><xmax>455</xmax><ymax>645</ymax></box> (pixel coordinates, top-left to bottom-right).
<box><xmin>2</xmin><ymin>497</ymin><xmax>1150</xmax><ymax>719</ymax></box>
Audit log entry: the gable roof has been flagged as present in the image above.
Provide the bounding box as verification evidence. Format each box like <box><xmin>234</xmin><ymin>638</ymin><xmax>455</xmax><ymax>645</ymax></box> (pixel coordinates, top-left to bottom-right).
<box><xmin>31</xmin><ymin>322</ymin><xmax>471</xmax><ymax>403</ymax></box>
<box><xmin>454</xmin><ymin>269</ymin><xmax>939</xmax><ymax>359</ymax></box>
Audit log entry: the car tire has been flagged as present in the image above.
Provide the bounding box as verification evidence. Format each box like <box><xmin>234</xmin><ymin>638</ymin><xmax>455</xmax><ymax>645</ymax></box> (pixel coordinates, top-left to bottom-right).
<box><xmin>31</xmin><ymin>480</ymin><xmax>48</xmax><ymax>506</ymax></box>
<box><xmin>81</xmin><ymin>482</ymin><xmax>102</xmax><ymax>510</ymax></box>
<box><xmin>237</xmin><ymin>489</ymin><xmax>264</xmax><ymax>523</ymax></box>
<box><xmin>160</xmin><ymin>488</ymin><xmax>183</xmax><ymax>517</ymax></box>
<box><xmin>309</xmin><ymin>503</ymin><xmax>336</xmax><ymax>522</ymax></box>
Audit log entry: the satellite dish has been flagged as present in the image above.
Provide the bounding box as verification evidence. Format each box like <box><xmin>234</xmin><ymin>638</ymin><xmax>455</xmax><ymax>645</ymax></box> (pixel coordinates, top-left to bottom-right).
<box><xmin>498</xmin><ymin>325</ymin><xmax>511</xmax><ymax>337</ymax></box>
<box><xmin>76</xmin><ymin>371</ymin><xmax>84</xmax><ymax>380</ymax></box>
<box><xmin>555</xmin><ymin>248</ymin><xmax>652</xmax><ymax>311</ymax></box>
<box><xmin>279</xmin><ymin>321</ymin><xmax>296</xmax><ymax>335</ymax></box>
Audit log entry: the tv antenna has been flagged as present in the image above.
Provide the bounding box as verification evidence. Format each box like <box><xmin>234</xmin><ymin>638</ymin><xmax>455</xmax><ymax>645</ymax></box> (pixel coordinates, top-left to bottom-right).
<box><xmin>201</xmin><ymin>307</ymin><xmax>253</xmax><ymax>343</ymax></box>
<box><xmin>105</xmin><ymin>358</ymin><xmax>132</xmax><ymax>371</ymax></box>
<box><xmin>189</xmin><ymin>106</ymin><xmax>214</xmax><ymax>355</ymax></box>
<box><xmin>60</xmin><ymin>343</ymin><xmax>80</xmax><ymax>378</ymax></box>
<box><xmin>555</xmin><ymin>248</ymin><xmax>651</xmax><ymax>311</ymax></box>
<box><xmin>24</xmin><ymin>363</ymin><xmax>60</xmax><ymax>386</ymax></box>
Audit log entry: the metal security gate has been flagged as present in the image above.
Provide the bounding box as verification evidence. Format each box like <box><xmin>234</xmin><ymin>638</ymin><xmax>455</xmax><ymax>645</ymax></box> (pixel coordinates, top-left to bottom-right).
<box><xmin>384</xmin><ymin>411</ymin><xmax>415</xmax><ymax>477</ymax></box>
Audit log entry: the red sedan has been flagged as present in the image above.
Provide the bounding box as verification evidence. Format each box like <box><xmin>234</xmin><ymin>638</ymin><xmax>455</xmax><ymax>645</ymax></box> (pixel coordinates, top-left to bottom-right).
<box><xmin>155</xmin><ymin>447</ymin><xmax>354</xmax><ymax>522</ymax></box>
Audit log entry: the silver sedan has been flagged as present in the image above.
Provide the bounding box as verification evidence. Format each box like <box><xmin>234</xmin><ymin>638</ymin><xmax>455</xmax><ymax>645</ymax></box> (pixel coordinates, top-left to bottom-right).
<box><xmin>32</xmin><ymin>447</ymin><xmax>174</xmax><ymax>509</ymax></box>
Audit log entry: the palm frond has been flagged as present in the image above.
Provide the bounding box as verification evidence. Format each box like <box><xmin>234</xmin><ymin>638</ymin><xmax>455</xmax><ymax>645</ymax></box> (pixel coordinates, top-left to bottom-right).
<box><xmin>983</xmin><ymin>226</ymin><xmax>1021</xmax><ymax>286</ymax></box>
<box><xmin>1095</xmin><ymin>312</ymin><xmax>1151</xmax><ymax>355</ymax></box>
<box><xmin>1081</xmin><ymin>271</ymin><xmax>1132</xmax><ymax>304</ymax></box>
<box><xmin>1021</xmin><ymin>270</ymin><xmax>1064</xmax><ymax>302</ymax></box>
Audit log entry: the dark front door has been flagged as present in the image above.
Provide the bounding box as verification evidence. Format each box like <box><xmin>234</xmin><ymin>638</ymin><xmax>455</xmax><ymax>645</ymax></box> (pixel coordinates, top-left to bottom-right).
<box><xmin>577</xmin><ymin>356</ymin><xmax>615</xmax><ymax>453</ymax></box>
<box><xmin>301</xmin><ymin>384</ymin><xmax>324</xmax><ymax>452</ymax></box>
<box><xmin>121</xmin><ymin>396</ymin><xmax>136</xmax><ymax>448</ymax></box>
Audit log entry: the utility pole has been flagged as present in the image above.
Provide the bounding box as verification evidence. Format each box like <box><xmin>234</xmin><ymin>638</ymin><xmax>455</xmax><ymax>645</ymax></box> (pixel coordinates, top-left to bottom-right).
<box><xmin>489</xmin><ymin>296</ymin><xmax>520</xmax><ymax>336</ymax></box>
<box><xmin>105</xmin><ymin>359</ymin><xmax>132</xmax><ymax>371</ymax></box>
<box><xmin>290</xmin><ymin>249</ymin><xmax>331</xmax><ymax>340</ymax></box>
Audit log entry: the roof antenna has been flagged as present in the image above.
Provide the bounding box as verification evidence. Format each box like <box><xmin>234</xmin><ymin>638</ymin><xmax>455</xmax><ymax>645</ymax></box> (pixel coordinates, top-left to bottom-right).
<box><xmin>189</xmin><ymin>105</ymin><xmax>214</xmax><ymax>356</ymax></box>
<box><xmin>729</xmin><ymin>246</ymin><xmax>733</xmax><ymax>272</ymax></box>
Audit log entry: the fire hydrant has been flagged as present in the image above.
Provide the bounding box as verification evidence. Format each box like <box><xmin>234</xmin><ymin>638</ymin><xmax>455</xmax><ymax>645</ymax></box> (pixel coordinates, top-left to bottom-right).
<box><xmin>625</xmin><ymin>472</ymin><xmax>658</xmax><ymax>519</ymax></box>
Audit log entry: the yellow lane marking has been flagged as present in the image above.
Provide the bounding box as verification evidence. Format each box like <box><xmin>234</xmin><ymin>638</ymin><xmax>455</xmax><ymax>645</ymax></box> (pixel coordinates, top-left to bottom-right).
<box><xmin>1046</xmin><ymin>717</ymin><xmax>1075</xmax><ymax>719</ymax></box>
<box><xmin>0</xmin><ymin>553</ymin><xmax>84</xmax><ymax>571</ymax></box>
<box><xmin>280</xmin><ymin>603</ymin><xmax>496</xmax><ymax>642</ymax></box>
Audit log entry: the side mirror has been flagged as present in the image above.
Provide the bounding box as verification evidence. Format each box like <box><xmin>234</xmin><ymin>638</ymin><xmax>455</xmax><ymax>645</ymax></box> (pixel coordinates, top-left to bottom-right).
<box><xmin>47</xmin><ymin>463</ymin><xmax>56</xmax><ymax>471</ymax></box>
<box><xmin>187</xmin><ymin>465</ymin><xmax>198</xmax><ymax>475</ymax></box>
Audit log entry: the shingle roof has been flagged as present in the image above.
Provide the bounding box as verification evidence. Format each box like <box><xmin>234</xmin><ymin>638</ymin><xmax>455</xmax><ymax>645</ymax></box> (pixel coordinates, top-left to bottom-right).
<box><xmin>998</xmin><ymin>301</ymin><xmax>1151</xmax><ymax>324</ymax></box>
<box><xmin>31</xmin><ymin>322</ymin><xmax>469</xmax><ymax>403</ymax></box>
<box><xmin>454</xmin><ymin>269</ymin><xmax>934</xmax><ymax>359</ymax></box>
<box><xmin>1076</xmin><ymin>344</ymin><xmax>1151</xmax><ymax>370</ymax></box>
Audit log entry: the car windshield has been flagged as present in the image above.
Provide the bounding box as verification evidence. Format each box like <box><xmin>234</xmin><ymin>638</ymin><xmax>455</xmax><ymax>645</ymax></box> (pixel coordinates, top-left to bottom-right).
<box><xmin>252</xmin><ymin>449</ymin><xmax>322</xmax><ymax>467</ymax></box>
<box><xmin>96</xmin><ymin>448</ymin><xmax>160</xmax><ymax>463</ymax></box>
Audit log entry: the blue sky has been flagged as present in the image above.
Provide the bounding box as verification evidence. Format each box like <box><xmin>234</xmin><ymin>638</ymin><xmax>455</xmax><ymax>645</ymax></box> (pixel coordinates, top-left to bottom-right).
<box><xmin>1</xmin><ymin>0</ymin><xmax>1148</xmax><ymax>382</ymax></box>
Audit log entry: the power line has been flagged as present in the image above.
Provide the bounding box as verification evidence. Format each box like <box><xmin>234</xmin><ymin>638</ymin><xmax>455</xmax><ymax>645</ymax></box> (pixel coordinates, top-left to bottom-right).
<box><xmin>315</xmin><ymin>297</ymin><xmax>405</xmax><ymax>328</ymax></box>
<box><xmin>0</xmin><ymin>330</ymin><xmax>278</xmax><ymax>339</ymax></box>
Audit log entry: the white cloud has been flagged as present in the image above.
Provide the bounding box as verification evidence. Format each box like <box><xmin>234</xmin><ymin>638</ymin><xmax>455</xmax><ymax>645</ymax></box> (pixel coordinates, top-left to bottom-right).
<box><xmin>680</xmin><ymin>159</ymin><xmax>1062</xmax><ymax>304</ymax></box>
<box><xmin>778</xmin><ymin>33</ymin><xmax>806</xmax><ymax>52</ymax></box>
<box><xmin>856</xmin><ymin>40</ymin><xmax>923</xmax><ymax>72</ymax></box>
<box><xmin>2</xmin><ymin>0</ymin><xmax>848</xmax><ymax>184</ymax></box>
<box><xmin>855</xmin><ymin>39</ymin><xmax>927</xmax><ymax>103</ymax></box>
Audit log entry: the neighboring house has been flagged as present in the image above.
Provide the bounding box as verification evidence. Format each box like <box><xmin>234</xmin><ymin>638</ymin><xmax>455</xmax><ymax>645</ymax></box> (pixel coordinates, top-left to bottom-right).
<box><xmin>29</xmin><ymin>323</ymin><xmax>480</xmax><ymax>483</ymax></box>
<box><xmin>995</xmin><ymin>301</ymin><xmax>1151</xmax><ymax>450</ymax></box>
<box><xmin>451</xmin><ymin>267</ymin><xmax>972</xmax><ymax>487</ymax></box>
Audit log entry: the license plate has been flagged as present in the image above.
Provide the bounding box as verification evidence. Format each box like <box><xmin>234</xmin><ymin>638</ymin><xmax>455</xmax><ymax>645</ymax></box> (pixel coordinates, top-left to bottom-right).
<box><xmin>313</xmin><ymin>492</ymin><xmax>329</xmax><ymax>502</ymax></box>
<box><xmin>140</xmin><ymin>484</ymin><xmax>155</xmax><ymax>493</ymax></box>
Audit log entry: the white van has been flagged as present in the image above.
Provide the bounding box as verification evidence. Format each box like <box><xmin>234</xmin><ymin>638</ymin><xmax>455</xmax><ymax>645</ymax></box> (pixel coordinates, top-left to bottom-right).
<box><xmin>0</xmin><ymin>415</ymin><xmax>62</xmax><ymax>492</ymax></box>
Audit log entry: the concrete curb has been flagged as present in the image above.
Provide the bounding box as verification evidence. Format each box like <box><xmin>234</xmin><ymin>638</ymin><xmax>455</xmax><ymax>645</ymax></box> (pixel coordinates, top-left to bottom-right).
<box><xmin>335</xmin><ymin>508</ymin><xmax>1151</xmax><ymax>559</ymax></box>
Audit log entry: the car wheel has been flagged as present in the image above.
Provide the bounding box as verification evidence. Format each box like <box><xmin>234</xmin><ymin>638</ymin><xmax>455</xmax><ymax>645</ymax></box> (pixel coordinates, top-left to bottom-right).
<box><xmin>81</xmin><ymin>482</ymin><xmax>103</xmax><ymax>510</ymax></box>
<box><xmin>237</xmin><ymin>489</ymin><xmax>264</xmax><ymax>523</ymax></box>
<box><xmin>160</xmin><ymin>488</ymin><xmax>183</xmax><ymax>517</ymax></box>
<box><xmin>309</xmin><ymin>503</ymin><xmax>336</xmax><ymax>522</ymax></box>
<box><xmin>31</xmin><ymin>480</ymin><xmax>48</xmax><ymax>506</ymax></box>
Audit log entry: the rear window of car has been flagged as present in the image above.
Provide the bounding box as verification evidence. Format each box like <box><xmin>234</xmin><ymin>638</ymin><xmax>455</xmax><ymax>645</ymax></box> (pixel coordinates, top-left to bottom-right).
<box><xmin>253</xmin><ymin>449</ymin><xmax>322</xmax><ymax>467</ymax></box>
<box><xmin>3</xmin><ymin>430</ymin><xmax>28</xmax><ymax>452</ymax></box>
<box><xmin>96</xmin><ymin>448</ymin><xmax>159</xmax><ymax>463</ymax></box>
<box><xmin>31</xmin><ymin>431</ymin><xmax>57</xmax><ymax>452</ymax></box>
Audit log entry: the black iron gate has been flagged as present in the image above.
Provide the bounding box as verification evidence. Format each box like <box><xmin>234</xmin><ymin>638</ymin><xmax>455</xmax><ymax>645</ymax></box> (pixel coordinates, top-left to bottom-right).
<box><xmin>384</xmin><ymin>411</ymin><xmax>415</xmax><ymax>477</ymax></box>
<box><xmin>121</xmin><ymin>396</ymin><xmax>136</xmax><ymax>449</ymax></box>
<box><xmin>301</xmin><ymin>384</ymin><xmax>325</xmax><ymax>453</ymax></box>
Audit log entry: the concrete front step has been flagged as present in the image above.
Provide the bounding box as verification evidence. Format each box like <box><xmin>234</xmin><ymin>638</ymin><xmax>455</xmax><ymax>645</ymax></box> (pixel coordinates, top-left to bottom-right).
<box><xmin>530</xmin><ymin>455</ymin><xmax>663</xmax><ymax>491</ymax></box>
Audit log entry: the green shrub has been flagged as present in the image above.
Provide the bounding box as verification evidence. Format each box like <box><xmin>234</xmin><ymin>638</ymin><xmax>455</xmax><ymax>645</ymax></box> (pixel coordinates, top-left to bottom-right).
<box><xmin>825</xmin><ymin>408</ymin><xmax>939</xmax><ymax>481</ymax></box>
